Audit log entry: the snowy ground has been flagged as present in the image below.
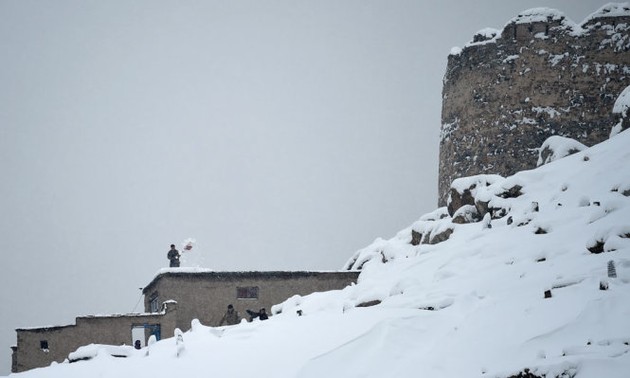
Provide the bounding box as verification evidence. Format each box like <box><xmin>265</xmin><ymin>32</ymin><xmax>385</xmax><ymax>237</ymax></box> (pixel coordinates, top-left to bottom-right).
<box><xmin>12</xmin><ymin>130</ymin><xmax>630</xmax><ymax>377</ymax></box>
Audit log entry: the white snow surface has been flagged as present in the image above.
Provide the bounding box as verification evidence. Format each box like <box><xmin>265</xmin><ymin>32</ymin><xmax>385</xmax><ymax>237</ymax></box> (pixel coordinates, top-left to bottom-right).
<box><xmin>613</xmin><ymin>85</ymin><xmax>630</xmax><ymax>117</ymax></box>
<box><xmin>583</xmin><ymin>2</ymin><xmax>630</xmax><ymax>23</ymax></box>
<box><xmin>12</xmin><ymin>130</ymin><xmax>630</xmax><ymax>378</ymax></box>
<box><xmin>537</xmin><ymin>135</ymin><xmax>587</xmax><ymax>166</ymax></box>
<box><xmin>509</xmin><ymin>7</ymin><xmax>567</xmax><ymax>25</ymax></box>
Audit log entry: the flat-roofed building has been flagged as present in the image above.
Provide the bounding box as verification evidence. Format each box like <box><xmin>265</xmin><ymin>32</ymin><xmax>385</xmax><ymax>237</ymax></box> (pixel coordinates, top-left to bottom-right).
<box><xmin>12</xmin><ymin>269</ymin><xmax>359</xmax><ymax>373</ymax></box>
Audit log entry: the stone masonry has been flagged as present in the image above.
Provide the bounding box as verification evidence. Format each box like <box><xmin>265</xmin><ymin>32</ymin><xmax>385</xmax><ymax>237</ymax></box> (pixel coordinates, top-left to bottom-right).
<box><xmin>142</xmin><ymin>270</ymin><xmax>360</xmax><ymax>331</ymax></box>
<box><xmin>439</xmin><ymin>5</ymin><xmax>630</xmax><ymax>205</ymax></box>
<box><xmin>13</xmin><ymin>270</ymin><xmax>359</xmax><ymax>373</ymax></box>
<box><xmin>13</xmin><ymin>305</ymin><xmax>177</xmax><ymax>373</ymax></box>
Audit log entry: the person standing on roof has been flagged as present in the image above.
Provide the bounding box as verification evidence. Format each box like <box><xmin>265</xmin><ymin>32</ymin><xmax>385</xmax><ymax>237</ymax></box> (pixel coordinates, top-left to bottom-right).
<box><xmin>167</xmin><ymin>244</ymin><xmax>180</xmax><ymax>267</ymax></box>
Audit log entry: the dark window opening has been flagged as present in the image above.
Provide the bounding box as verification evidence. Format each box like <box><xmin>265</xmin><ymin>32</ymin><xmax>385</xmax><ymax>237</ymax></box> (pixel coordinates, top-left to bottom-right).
<box><xmin>237</xmin><ymin>286</ymin><xmax>259</xmax><ymax>299</ymax></box>
<box><xmin>149</xmin><ymin>293</ymin><xmax>159</xmax><ymax>312</ymax></box>
<box><xmin>40</xmin><ymin>340</ymin><xmax>48</xmax><ymax>350</ymax></box>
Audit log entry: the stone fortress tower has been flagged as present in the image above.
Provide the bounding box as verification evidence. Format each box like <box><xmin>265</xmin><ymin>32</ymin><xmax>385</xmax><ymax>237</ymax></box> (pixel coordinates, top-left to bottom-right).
<box><xmin>439</xmin><ymin>4</ymin><xmax>630</xmax><ymax>206</ymax></box>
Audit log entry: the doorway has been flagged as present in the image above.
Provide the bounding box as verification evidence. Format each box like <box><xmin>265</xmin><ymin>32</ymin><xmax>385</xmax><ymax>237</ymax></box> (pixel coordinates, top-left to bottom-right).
<box><xmin>131</xmin><ymin>323</ymin><xmax>161</xmax><ymax>348</ymax></box>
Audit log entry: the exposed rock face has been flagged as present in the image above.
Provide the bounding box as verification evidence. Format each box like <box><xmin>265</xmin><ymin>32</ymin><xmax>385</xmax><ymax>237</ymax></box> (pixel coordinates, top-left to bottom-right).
<box><xmin>410</xmin><ymin>229</ymin><xmax>423</xmax><ymax>245</ymax></box>
<box><xmin>447</xmin><ymin>174</ymin><xmax>503</xmax><ymax>217</ymax></box>
<box><xmin>427</xmin><ymin>227</ymin><xmax>453</xmax><ymax>245</ymax></box>
<box><xmin>439</xmin><ymin>5</ymin><xmax>630</xmax><ymax>205</ymax></box>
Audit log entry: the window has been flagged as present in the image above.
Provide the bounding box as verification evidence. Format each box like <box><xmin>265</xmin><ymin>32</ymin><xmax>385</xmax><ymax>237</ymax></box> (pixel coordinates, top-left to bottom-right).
<box><xmin>149</xmin><ymin>293</ymin><xmax>159</xmax><ymax>313</ymax></box>
<box><xmin>236</xmin><ymin>286</ymin><xmax>259</xmax><ymax>299</ymax></box>
<box><xmin>40</xmin><ymin>340</ymin><xmax>48</xmax><ymax>351</ymax></box>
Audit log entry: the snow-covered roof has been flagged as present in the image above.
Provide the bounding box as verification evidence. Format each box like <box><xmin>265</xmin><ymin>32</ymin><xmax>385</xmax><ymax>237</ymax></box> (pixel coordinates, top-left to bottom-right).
<box><xmin>143</xmin><ymin>269</ymin><xmax>360</xmax><ymax>294</ymax></box>
<box><xmin>16</xmin><ymin>312</ymin><xmax>167</xmax><ymax>332</ymax></box>
<box><xmin>157</xmin><ymin>267</ymin><xmax>215</xmax><ymax>275</ymax></box>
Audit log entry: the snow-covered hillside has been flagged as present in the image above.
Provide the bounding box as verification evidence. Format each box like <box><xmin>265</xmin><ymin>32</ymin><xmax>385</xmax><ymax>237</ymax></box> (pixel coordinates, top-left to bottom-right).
<box><xmin>13</xmin><ymin>130</ymin><xmax>630</xmax><ymax>377</ymax></box>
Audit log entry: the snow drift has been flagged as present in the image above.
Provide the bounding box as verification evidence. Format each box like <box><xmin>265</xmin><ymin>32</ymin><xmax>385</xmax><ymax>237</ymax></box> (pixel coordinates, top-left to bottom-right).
<box><xmin>13</xmin><ymin>131</ymin><xmax>630</xmax><ymax>378</ymax></box>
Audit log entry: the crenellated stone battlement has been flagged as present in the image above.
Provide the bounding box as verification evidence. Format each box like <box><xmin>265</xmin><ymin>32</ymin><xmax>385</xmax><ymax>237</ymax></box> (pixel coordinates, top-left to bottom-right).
<box><xmin>439</xmin><ymin>3</ymin><xmax>630</xmax><ymax>205</ymax></box>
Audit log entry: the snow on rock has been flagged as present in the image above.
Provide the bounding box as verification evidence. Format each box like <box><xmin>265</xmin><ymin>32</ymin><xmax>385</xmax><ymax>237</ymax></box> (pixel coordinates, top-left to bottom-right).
<box><xmin>612</xmin><ymin>85</ymin><xmax>630</xmax><ymax>118</ymax></box>
<box><xmin>452</xmin><ymin>204</ymin><xmax>480</xmax><ymax>224</ymax></box>
<box><xmin>458</xmin><ymin>3</ymin><xmax>630</xmax><ymax>53</ymax></box>
<box><xmin>464</xmin><ymin>27</ymin><xmax>500</xmax><ymax>48</ymax></box>
<box><xmin>475</xmin><ymin>27</ymin><xmax>500</xmax><ymax>40</ymax></box>
<box><xmin>418</xmin><ymin>207</ymin><xmax>449</xmax><ymax>222</ymax></box>
<box><xmin>504</xmin><ymin>7</ymin><xmax>580</xmax><ymax>35</ymax></box>
<box><xmin>583</xmin><ymin>2</ymin><xmax>630</xmax><ymax>24</ymax></box>
<box><xmin>610</xmin><ymin>120</ymin><xmax>624</xmax><ymax>138</ymax></box>
<box><xmin>611</xmin><ymin>85</ymin><xmax>630</xmax><ymax>137</ymax></box>
<box><xmin>447</xmin><ymin>174</ymin><xmax>504</xmax><ymax>216</ymax></box>
<box><xmin>449</xmin><ymin>46</ymin><xmax>462</xmax><ymax>56</ymax></box>
<box><xmin>509</xmin><ymin>7</ymin><xmax>567</xmax><ymax>25</ymax></box>
<box><xmin>537</xmin><ymin>135</ymin><xmax>587</xmax><ymax>166</ymax></box>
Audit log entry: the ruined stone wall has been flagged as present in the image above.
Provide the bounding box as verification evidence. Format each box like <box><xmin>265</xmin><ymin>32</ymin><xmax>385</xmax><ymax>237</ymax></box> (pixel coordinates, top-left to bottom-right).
<box><xmin>439</xmin><ymin>6</ymin><xmax>630</xmax><ymax>205</ymax></box>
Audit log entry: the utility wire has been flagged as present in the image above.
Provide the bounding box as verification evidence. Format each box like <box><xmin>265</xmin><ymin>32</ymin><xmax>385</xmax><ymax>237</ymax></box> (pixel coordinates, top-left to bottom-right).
<box><xmin>131</xmin><ymin>288</ymin><xmax>144</xmax><ymax>313</ymax></box>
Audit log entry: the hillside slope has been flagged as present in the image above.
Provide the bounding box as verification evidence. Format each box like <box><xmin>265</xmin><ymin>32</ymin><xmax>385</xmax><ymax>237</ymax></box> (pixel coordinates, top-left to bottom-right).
<box><xmin>14</xmin><ymin>130</ymin><xmax>630</xmax><ymax>377</ymax></box>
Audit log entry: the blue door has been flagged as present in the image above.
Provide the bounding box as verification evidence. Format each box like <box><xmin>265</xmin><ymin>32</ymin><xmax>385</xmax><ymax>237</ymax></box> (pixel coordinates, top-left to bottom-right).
<box><xmin>145</xmin><ymin>324</ymin><xmax>161</xmax><ymax>341</ymax></box>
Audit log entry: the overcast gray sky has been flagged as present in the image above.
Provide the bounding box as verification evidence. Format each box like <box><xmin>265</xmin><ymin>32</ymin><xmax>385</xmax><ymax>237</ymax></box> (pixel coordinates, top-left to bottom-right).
<box><xmin>0</xmin><ymin>1</ymin><xmax>609</xmax><ymax>374</ymax></box>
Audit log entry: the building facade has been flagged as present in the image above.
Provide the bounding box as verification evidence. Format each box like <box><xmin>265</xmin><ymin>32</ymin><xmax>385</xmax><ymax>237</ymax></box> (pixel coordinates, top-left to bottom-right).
<box><xmin>142</xmin><ymin>270</ymin><xmax>360</xmax><ymax>331</ymax></box>
<box><xmin>12</xmin><ymin>270</ymin><xmax>359</xmax><ymax>373</ymax></box>
<box><xmin>12</xmin><ymin>305</ymin><xmax>176</xmax><ymax>373</ymax></box>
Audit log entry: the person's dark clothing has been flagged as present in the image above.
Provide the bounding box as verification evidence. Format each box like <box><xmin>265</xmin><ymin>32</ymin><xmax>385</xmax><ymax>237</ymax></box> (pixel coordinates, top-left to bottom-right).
<box><xmin>167</xmin><ymin>247</ymin><xmax>180</xmax><ymax>268</ymax></box>
<box><xmin>246</xmin><ymin>309</ymin><xmax>269</xmax><ymax>321</ymax></box>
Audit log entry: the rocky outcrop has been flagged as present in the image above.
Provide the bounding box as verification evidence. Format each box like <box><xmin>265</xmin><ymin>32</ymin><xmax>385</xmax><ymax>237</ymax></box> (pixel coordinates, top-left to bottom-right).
<box><xmin>439</xmin><ymin>4</ymin><xmax>630</xmax><ymax>205</ymax></box>
<box><xmin>537</xmin><ymin>135</ymin><xmax>587</xmax><ymax>166</ymax></box>
<box><xmin>612</xmin><ymin>85</ymin><xmax>630</xmax><ymax>136</ymax></box>
<box><xmin>452</xmin><ymin>205</ymin><xmax>481</xmax><ymax>224</ymax></box>
<box><xmin>447</xmin><ymin>174</ymin><xmax>504</xmax><ymax>217</ymax></box>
